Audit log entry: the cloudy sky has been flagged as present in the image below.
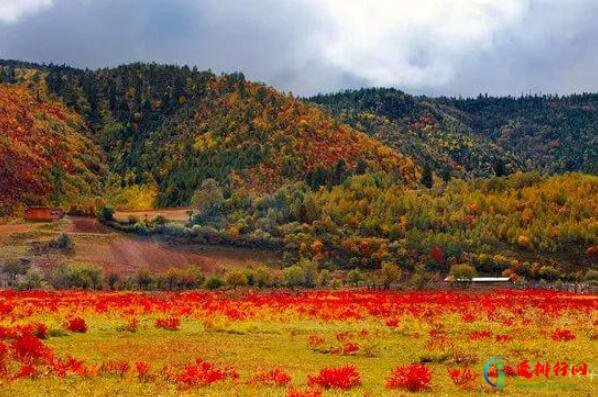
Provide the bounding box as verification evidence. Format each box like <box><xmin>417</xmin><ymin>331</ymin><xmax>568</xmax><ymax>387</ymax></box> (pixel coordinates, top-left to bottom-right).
<box><xmin>1</xmin><ymin>0</ymin><xmax>597</xmax><ymax>97</ymax></box>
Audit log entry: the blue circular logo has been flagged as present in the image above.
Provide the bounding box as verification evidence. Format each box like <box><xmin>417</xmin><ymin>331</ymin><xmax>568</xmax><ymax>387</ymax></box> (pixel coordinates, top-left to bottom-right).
<box><xmin>484</xmin><ymin>357</ymin><xmax>507</xmax><ymax>389</ymax></box>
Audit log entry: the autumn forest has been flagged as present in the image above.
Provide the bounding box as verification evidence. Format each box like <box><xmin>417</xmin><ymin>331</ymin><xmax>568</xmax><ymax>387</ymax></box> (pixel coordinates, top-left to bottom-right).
<box><xmin>0</xmin><ymin>60</ymin><xmax>596</xmax><ymax>287</ymax></box>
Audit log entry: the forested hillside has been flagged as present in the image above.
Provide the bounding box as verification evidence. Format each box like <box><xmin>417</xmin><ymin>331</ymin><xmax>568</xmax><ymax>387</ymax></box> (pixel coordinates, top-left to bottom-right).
<box><xmin>0</xmin><ymin>61</ymin><xmax>419</xmax><ymax>208</ymax></box>
<box><xmin>105</xmin><ymin>172</ymin><xmax>597</xmax><ymax>278</ymax></box>
<box><xmin>145</xmin><ymin>76</ymin><xmax>417</xmax><ymax>205</ymax></box>
<box><xmin>0</xmin><ymin>60</ymin><xmax>596</xmax><ymax>278</ymax></box>
<box><xmin>442</xmin><ymin>94</ymin><xmax>598</xmax><ymax>173</ymax></box>
<box><xmin>310</xmin><ymin>88</ymin><xmax>598</xmax><ymax>180</ymax></box>
<box><xmin>0</xmin><ymin>83</ymin><xmax>105</xmax><ymax>215</ymax></box>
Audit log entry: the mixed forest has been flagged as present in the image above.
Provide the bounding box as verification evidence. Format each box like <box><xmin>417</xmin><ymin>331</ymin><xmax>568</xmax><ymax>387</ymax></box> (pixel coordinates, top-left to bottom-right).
<box><xmin>0</xmin><ymin>60</ymin><xmax>596</xmax><ymax>284</ymax></box>
<box><xmin>311</xmin><ymin>87</ymin><xmax>597</xmax><ymax>180</ymax></box>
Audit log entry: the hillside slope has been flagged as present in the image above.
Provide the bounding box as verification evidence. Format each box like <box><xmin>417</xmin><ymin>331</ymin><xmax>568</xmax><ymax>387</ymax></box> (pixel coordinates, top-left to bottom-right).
<box><xmin>442</xmin><ymin>94</ymin><xmax>598</xmax><ymax>173</ymax></box>
<box><xmin>144</xmin><ymin>76</ymin><xmax>418</xmax><ymax>205</ymax></box>
<box><xmin>0</xmin><ymin>83</ymin><xmax>105</xmax><ymax>215</ymax></box>
<box><xmin>310</xmin><ymin>88</ymin><xmax>598</xmax><ymax>180</ymax></box>
<box><xmin>0</xmin><ymin>62</ymin><xmax>419</xmax><ymax>207</ymax></box>
<box><xmin>181</xmin><ymin>171</ymin><xmax>598</xmax><ymax>275</ymax></box>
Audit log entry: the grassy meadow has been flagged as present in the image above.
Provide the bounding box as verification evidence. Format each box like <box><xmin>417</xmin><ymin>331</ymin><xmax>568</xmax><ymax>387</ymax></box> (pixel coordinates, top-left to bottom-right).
<box><xmin>0</xmin><ymin>290</ymin><xmax>595</xmax><ymax>396</ymax></box>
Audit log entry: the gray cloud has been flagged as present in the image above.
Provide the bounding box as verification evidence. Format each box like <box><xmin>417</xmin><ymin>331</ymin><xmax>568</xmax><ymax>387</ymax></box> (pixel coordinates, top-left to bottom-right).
<box><xmin>0</xmin><ymin>0</ymin><xmax>53</xmax><ymax>23</ymax></box>
<box><xmin>0</xmin><ymin>0</ymin><xmax>597</xmax><ymax>97</ymax></box>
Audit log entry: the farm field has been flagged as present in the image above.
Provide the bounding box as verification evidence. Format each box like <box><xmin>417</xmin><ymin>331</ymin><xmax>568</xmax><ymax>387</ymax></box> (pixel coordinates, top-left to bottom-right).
<box><xmin>0</xmin><ymin>289</ymin><xmax>595</xmax><ymax>396</ymax></box>
<box><xmin>0</xmin><ymin>217</ymin><xmax>276</xmax><ymax>276</ymax></box>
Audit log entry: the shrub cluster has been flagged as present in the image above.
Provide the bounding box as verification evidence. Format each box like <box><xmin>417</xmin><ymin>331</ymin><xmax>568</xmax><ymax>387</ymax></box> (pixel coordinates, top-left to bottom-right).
<box><xmin>0</xmin><ymin>256</ymin><xmax>432</xmax><ymax>291</ymax></box>
<box><xmin>97</xmin><ymin>172</ymin><xmax>596</xmax><ymax>283</ymax></box>
<box><xmin>2</xmin><ymin>255</ymin><xmax>594</xmax><ymax>291</ymax></box>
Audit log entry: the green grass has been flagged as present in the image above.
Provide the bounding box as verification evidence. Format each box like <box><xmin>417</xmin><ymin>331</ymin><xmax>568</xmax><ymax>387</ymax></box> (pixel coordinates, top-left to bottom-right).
<box><xmin>2</xmin><ymin>312</ymin><xmax>596</xmax><ymax>396</ymax></box>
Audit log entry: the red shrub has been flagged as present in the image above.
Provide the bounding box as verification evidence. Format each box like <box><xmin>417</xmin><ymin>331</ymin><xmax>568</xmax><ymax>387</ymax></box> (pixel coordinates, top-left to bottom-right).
<box><xmin>447</xmin><ymin>367</ymin><xmax>477</xmax><ymax>388</ymax></box>
<box><xmin>14</xmin><ymin>363</ymin><xmax>40</xmax><ymax>379</ymax></box>
<box><xmin>307</xmin><ymin>365</ymin><xmax>361</xmax><ymax>390</ymax></box>
<box><xmin>135</xmin><ymin>361</ymin><xmax>154</xmax><ymax>382</ymax></box>
<box><xmin>100</xmin><ymin>360</ymin><xmax>130</xmax><ymax>377</ymax></box>
<box><xmin>386</xmin><ymin>364</ymin><xmax>432</xmax><ymax>391</ymax></box>
<box><xmin>385</xmin><ymin>318</ymin><xmax>399</xmax><ymax>327</ymax></box>
<box><xmin>0</xmin><ymin>341</ymin><xmax>8</xmax><ymax>375</ymax></box>
<box><xmin>504</xmin><ymin>365</ymin><xmax>517</xmax><ymax>377</ymax></box>
<box><xmin>250</xmin><ymin>368</ymin><xmax>292</xmax><ymax>386</ymax></box>
<box><xmin>343</xmin><ymin>342</ymin><xmax>360</xmax><ymax>355</ymax></box>
<box><xmin>460</xmin><ymin>313</ymin><xmax>476</xmax><ymax>323</ymax></box>
<box><xmin>0</xmin><ymin>326</ymin><xmax>19</xmax><ymax>339</ymax></box>
<box><xmin>429</xmin><ymin>324</ymin><xmax>446</xmax><ymax>338</ymax></box>
<box><xmin>495</xmin><ymin>334</ymin><xmax>512</xmax><ymax>343</ymax></box>
<box><xmin>487</xmin><ymin>365</ymin><xmax>517</xmax><ymax>377</ymax></box>
<box><xmin>11</xmin><ymin>335</ymin><xmax>54</xmax><ymax>365</ymax></box>
<box><xmin>307</xmin><ymin>335</ymin><xmax>325</xmax><ymax>350</ymax></box>
<box><xmin>65</xmin><ymin>317</ymin><xmax>87</xmax><ymax>333</ymax></box>
<box><xmin>176</xmin><ymin>358</ymin><xmax>237</xmax><ymax>389</ymax></box>
<box><xmin>430</xmin><ymin>247</ymin><xmax>444</xmax><ymax>263</ymax></box>
<box><xmin>52</xmin><ymin>356</ymin><xmax>88</xmax><ymax>378</ymax></box>
<box><xmin>120</xmin><ymin>318</ymin><xmax>140</xmax><ymax>332</ymax></box>
<box><xmin>450</xmin><ymin>350</ymin><xmax>478</xmax><ymax>366</ymax></box>
<box><xmin>468</xmin><ymin>330</ymin><xmax>492</xmax><ymax>340</ymax></box>
<box><xmin>0</xmin><ymin>302</ymin><xmax>13</xmax><ymax>316</ymax></box>
<box><xmin>0</xmin><ymin>323</ymin><xmax>47</xmax><ymax>340</ymax></box>
<box><xmin>551</xmin><ymin>328</ymin><xmax>576</xmax><ymax>341</ymax></box>
<box><xmin>155</xmin><ymin>316</ymin><xmax>180</xmax><ymax>331</ymax></box>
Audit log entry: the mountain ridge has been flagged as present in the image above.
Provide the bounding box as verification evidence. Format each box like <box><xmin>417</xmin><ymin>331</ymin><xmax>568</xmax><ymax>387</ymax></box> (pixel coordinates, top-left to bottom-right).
<box><xmin>0</xmin><ymin>60</ymin><xmax>419</xmax><ymax>211</ymax></box>
<box><xmin>310</xmin><ymin>87</ymin><xmax>597</xmax><ymax>179</ymax></box>
<box><xmin>1</xmin><ymin>59</ymin><xmax>596</xmax><ymax>213</ymax></box>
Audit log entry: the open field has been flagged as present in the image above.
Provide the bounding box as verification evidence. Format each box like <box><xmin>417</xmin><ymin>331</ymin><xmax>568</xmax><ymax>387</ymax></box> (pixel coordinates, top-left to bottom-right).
<box><xmin>0</xmin><ymin>217</ymin><xmax>277</xmax><ymax>276</ymax></box>
<box><xmin>0</xmin><ymin>289</ymin><xmax>595</xmax><ymax>396</ymax></box>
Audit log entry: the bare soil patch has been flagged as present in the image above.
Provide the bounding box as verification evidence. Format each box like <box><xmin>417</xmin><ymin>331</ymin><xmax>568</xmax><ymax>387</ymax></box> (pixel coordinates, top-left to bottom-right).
<box><xmin>70</xmin><ymin>233</ymin><xmax>276</xmax><ymax>275</ymax></box>
<box><xmin>1</xmin><ymin>217</ymin><xmax>277</xmax><ymax>276</ymax></box>
<box><xmin>66</xmin><ymin>216</ymin><xmax>113</xmax><ymax>234</ymax></box>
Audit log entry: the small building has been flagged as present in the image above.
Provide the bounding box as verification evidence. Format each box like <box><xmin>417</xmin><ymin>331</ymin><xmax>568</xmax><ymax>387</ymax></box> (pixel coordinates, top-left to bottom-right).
<box><xmin>24</xmin><ymin>207</ymin><xmax>64</xmax><ymax>222</ymax></box>
<box><xmin>444</xmin><ymin>276</ymin><xmax>513</xmax><ymax>289</ymax></box>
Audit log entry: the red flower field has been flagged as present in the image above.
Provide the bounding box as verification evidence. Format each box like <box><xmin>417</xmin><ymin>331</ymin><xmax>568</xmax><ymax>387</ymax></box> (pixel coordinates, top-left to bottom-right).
<box><xmin>0</xmin><ymin>289</ymin><xmax>595</xmax><ymax>395</ymax></box>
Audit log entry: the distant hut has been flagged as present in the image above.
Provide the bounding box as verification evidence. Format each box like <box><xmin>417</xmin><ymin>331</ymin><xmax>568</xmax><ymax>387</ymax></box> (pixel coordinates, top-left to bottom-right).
<box><xmin>444</xmin><ymin>276</ymin><xmax>513</xmax><ymax>290</ymax></box>
<box><xmin>24</xmin><ymin>207</ymin><xmax>64</xmax><ymax>222</ymax></box>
